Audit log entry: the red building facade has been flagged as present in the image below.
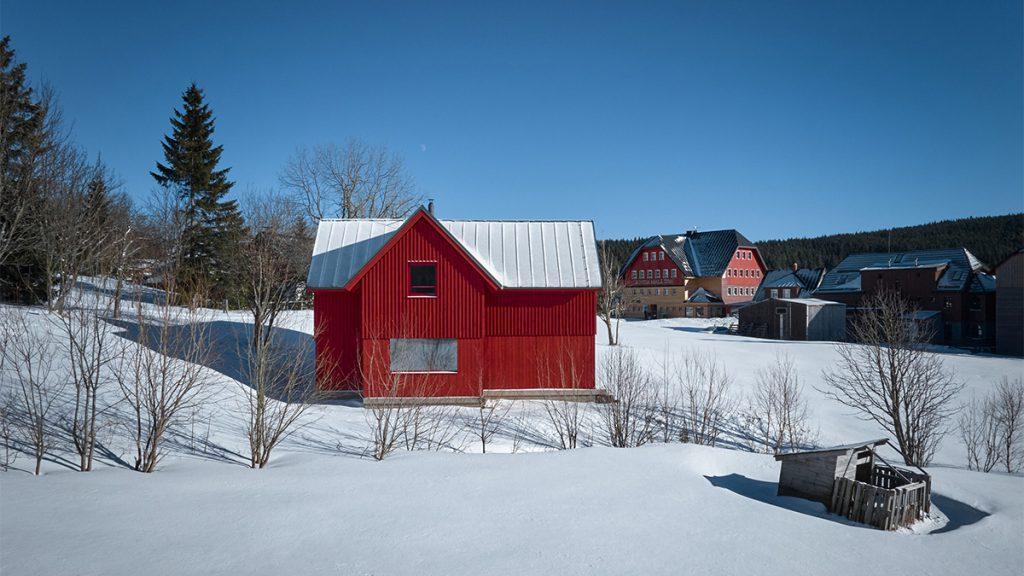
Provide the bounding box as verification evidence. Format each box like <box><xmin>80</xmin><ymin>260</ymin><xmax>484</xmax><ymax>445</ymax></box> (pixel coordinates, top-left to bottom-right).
<box><xmin>619</xmin><ymin>230</ymin><xmax>765</xmax><ymax>318</ymax></box>
<box><xmin>307</xmin><ymin>208</ymin><xmax>601</xmax><ymax>397</ymax></box>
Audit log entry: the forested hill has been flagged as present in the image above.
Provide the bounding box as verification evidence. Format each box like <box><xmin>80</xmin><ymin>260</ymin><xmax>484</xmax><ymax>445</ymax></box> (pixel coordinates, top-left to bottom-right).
<box><xmin>599</xmin><ymin>213</ymin><xmax>1023</xmax><ymax>271</ymax></box>
<box><xmin>755</xmin><ymin>214</ymin><xmax>1023</xmax><ymax>270</ymax></box>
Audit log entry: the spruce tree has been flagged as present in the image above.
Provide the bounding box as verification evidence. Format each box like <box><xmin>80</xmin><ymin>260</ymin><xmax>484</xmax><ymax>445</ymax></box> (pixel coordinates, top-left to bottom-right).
<box><xmin>152</xmin><ymin>83</ymin><xmax>246</xmax><ymax>303</ymax></box>
<box><xmin>0</xmin><ymin>35</ymin><xmax>48</xmax><ymax>303</ymax></box>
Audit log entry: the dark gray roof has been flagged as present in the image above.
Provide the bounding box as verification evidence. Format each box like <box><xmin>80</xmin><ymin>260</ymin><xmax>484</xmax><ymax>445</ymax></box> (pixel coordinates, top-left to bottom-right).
<box><xmin>754</xmin><ymin>268</ymin><xmax>825</xmax><ymax>301</ymax></box>
<box><xmin>970</xmin><ymin>273</ymin><xmax>996</xmax><ymax>293</ymax></box>
<box><xmin>816</xmin><ymin>248</ymin><xmax>988</xmax><ymax>294</ymax></box>
<box><xmin>620</xmin><ymin>229</ymin><xmax>755</xmax><ymax>279</ymax></box>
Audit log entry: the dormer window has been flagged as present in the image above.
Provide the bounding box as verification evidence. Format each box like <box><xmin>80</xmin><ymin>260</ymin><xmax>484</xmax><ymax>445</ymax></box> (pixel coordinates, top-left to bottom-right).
<box><xmin>409</xmin><ymin>262</ymin><xmax>437</xmax><ymax>297</ymax></box>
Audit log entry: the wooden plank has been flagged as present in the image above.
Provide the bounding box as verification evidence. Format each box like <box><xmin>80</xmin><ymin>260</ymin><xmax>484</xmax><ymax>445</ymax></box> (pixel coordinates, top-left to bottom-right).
<box><xmin>830</xmin><ymin>478</ymin><xmax>842</xmax><ymax>513</ymax></box>
<box><xmin>839</xmin><ymin>479</ymin><xmax>852</xmax><ymax>516</ymax></box>
<box><xmin>850</xmin><ymin>483</ymin><xmax>863</xmax><ymax>522</ymax></box>
<box><xmin>863</xmin><ymin>486</ymin><xmax>877</xmax><ymax>527</ymax></box>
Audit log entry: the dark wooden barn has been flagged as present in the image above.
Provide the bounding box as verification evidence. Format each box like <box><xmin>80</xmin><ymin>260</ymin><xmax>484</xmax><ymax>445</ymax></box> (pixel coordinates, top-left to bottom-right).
<box><xmin>737</xmin><ymin>297</ymin><xmax>845</xmax><ymax>341</ymax></box>
<box><xmin>306</xmin><ymin>207</ymin><xmax>603</xmax><ymax>400</ymax></box>
<box><xmin>775</xmin><ymin>439</ymin><xmax>931</xmax><ymax>530</ymax></box>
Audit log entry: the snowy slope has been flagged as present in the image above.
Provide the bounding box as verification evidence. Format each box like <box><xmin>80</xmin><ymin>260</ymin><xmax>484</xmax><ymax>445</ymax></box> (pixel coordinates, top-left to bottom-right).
<box><xmin>2</xmin><ymin>446</ymin><xmax>1020</xmax><ymax>576</ymax></box>
<box><xmin>1</xmin><ymin>287</ymin><xmax>1022</xmax><ymax>575</ymax></box>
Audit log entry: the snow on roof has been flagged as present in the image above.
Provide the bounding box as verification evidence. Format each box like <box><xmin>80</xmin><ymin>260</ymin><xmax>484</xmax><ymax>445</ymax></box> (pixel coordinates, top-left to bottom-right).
<box><xmin>687</xmin><ymin>287</ymin><xmax>722</xmax><ymax>303</ymax></box>
<box><xmin>774</xmin><ymin>439</ymin><xmax>889</xmax><ymax>461</ymax></box>
<box><xmin>777</xmin><ymin>297</ymin><xmax>843</xmax><ymax>306</ymax></box>
<box><xmin>307</xmin><ymin>212</ymin><xmax>602</xmax><ymax>290</ymax></box>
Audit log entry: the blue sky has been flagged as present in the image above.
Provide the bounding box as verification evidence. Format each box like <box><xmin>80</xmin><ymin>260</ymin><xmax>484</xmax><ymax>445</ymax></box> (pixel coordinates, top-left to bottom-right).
<box><xmin>3</xmin><ymin>1</ymin><xmax>1021</xmax><ymax>240</ymax></box>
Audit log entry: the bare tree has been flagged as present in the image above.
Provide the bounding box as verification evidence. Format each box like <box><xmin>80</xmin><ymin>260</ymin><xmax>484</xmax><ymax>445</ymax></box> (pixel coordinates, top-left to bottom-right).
<box><xmin>0</xmin><ymin>394</ymin><xmax>14</xmax><ymax>471</ymax></box>
<box><xmin>279</xmin><ymin>140</ymin><xmax>420</xmax><ymax>221</ymax></box>
<box><xmin>598</xmin><ymin>241</ymin><xmax>624</xmax><ymax>346</ymax></box>
<box><xmin>821</xmin><ymin>290</ymin><xmax>962</xmax><ymax>466</ymax></box>
<box><xmin>537</xmin><ymin>346</ymin><xmax>590</xmax><ymax>450</ymax></box>
<box><xmin>56</xmin><ymin>295</ymin><xmax>117</xmax><ymax>471</ymax></box>
<box><xmin>113</xmin><ymin>299</ymin><xmax>215</xmax><ymax>472</ymax></box>
<box><xmin>1</xmin><ymin>308</ymin><xmax>66</xmax><ymax>475</ymax></box>
<box><xmin>957</xmin><ymin>397</ymin><xmax>1001</xmax><ymax>472</ymax></box>
<box><xmin>746</xmin><ymin>354</ymin><xmax>812</xmax><ymax>455</ymax></box>
<box><xmin>599</xmin><ymin>347</ymin><xmax>656</xmax><ymax>448</ymax></box>
<box><xmin>679</xmin><ymin>349</ymin><xmax>734</xmax><ymax>446</ymax></box>
<box><xmin>241</xmin><ymin>191</ymin><xmax>312</xmax><ymax>350</ymax></box>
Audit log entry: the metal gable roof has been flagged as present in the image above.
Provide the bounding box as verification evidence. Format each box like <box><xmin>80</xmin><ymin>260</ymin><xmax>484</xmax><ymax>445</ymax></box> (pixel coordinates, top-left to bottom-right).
<box><xmin>307</xmin><ymin>214</ymin><xmax>602</xmax><ymax>290</ymax></box>
<box><xmin>816</xmin><ymin>248</ymin><xmax>987</xmax><ymax>294</ymax></box>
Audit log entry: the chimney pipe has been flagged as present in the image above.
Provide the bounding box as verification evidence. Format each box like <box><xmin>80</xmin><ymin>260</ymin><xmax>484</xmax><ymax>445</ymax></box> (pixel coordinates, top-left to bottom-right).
<box><xmin>791</xmin><ymin>262</ymin><xmax>799</xmax><ymax>272</ymax></box>
<box><xmin>427</xmin><ymin>199</ymin><xmax>435</xmax><ymax>215</ymax></box>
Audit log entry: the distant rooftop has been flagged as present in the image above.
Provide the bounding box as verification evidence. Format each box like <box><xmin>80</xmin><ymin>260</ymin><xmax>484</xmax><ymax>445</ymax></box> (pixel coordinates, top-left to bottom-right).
<box><xmin>816</xmin><ymin>248</ymin><xmax>988</xmax><ymax>294</ymax></box>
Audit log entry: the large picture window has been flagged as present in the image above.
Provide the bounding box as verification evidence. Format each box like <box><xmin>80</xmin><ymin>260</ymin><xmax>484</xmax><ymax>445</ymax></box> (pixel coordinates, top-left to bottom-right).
<box><xmin>409</xmin><ymin>263</ymin><xmax>437</xmax><ymax>296</ymax></box>
<box><xmin>389</xmin><ymin>339</ymin><xmax>458</xmax><ymax>373</ymax></box>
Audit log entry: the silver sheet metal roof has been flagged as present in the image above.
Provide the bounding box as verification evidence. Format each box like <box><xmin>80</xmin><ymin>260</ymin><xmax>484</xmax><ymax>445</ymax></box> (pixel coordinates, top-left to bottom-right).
<box><xmin>307</xmin><ymin>217</ymin><xmax>602</xmax><ymax>290</ymax></box>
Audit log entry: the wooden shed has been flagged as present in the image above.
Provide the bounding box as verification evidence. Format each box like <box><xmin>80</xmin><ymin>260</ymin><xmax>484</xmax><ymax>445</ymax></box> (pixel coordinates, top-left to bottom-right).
<box><xmin>737</xmin><ymin>297</ymin><xmax>846</xmax><ymax>341</ymax></box>
<box><xmin>775</xmin><ymin>439</ymin><xmax>931</xmax><ymax>530</ymax></box>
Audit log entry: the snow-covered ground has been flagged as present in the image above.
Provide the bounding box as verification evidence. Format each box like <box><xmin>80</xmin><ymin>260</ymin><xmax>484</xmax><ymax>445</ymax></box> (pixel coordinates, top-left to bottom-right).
<box><xmin>1</xmin><ymin>285</ymin><xmax>1022</xmax><ymax>575</ymax></box>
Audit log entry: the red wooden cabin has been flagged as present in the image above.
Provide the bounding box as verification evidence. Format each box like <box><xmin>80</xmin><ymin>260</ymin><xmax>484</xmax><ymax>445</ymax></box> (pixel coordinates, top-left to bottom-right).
<box><xmin>306</xmin><ymin>207</ymin><xmax>602</xmax><ymax>398</ymax></box>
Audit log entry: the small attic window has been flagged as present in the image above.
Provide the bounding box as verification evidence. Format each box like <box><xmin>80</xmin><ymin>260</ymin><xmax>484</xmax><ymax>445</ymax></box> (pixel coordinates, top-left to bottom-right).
<box><xmin>409</xmin><ymin>263</ymin><xmax>437</xmax><ymax>297</ymax></box>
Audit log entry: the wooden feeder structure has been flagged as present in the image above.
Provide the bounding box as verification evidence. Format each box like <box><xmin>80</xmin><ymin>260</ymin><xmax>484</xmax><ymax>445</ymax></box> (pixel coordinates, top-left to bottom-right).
<box><xmin>774</xmin><ymin>439</ymin><xmax>931</xmax><ymax>530</ymax></box>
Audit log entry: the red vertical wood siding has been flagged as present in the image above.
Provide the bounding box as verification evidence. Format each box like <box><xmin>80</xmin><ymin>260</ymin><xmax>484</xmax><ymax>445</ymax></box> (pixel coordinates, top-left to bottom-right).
<box><xmin>484</xmin><ymin>335</ymin><xmax>595</xmax><ymax>390</ymax></box>
<box><xmin>313</xmin><ymin>289</ymin><xmax>361</xmax><ymax>390</ymax></box>
<box><xmin>359</xmin><ymin>218</ymin><xmax>487</xmax><ymax>339</ymax></box>
<box><xmin>486</xmin><ymin>290</ymin><xmax>596</xmax><ymax>336</ymax></box>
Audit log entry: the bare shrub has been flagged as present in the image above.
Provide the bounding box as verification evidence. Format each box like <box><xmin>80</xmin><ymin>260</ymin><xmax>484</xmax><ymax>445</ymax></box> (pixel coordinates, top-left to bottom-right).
<box><xmin>992</xmin><ymin>377</ymin><xmax>1024</xmax><ymax>473</ymax></box>
<box><xmin>56</xmin><ymin>297</ymin><xmax>118</xmax><ymax>471</ymax></box>
<box><xmin>1</xmin><ymin>309</ymin><xmax>66</xmax><ymax>475</ymax></box>
<box><xmin>821</xmin><ymin>290</ymin><xmax>962</xmax><ymax>466</ymax></box>
<box><xmin>360</xmin><ymin>338</ymin><xmax>463</xmax><ymax>459</ymax></box>
<box><xmin>243</xmin><ymin>325</ymin><xmax>324</xmax><ymax>469</ymax></box>
<box><xmin>958</xmin><ymin>397</ymin><xmax>1001</xmax><ymax>472</ymax></box>
<box><xmin>114</xmin><ymin>300</ymin><xmax>215</xmax><ymax>472</ymax></box>
<box><xmin>962</xmin><ymin>377</ymin><xmax>1024</xmax><ymax>473</ymax></box>
<box><xmin>472</xmin><ymin>400</ymin><xmax>511</xmax><ymax>454</ymax></box>
<box><xmin>746</xmin><ymin>354</ymin><xmax>812</xmax><ymax>455</ymax></box>
<box><xmin>654</xmin><ymin>347</ymin><xmax>681</xmax><ymax>443</ymax></box>
<box><xmin>537</xmin><ymin>347</ymin><xmax>590</xmax><ymax>450</ymax></box>
<box><xmin>599</xmin><ymin>347</ymin><xmax>656</xmax><ymax>448</ymax></box>
<box><xmin>679</xmin><ymin>349</ymin><xmax>733</xmax><ymax>446</ymax></box>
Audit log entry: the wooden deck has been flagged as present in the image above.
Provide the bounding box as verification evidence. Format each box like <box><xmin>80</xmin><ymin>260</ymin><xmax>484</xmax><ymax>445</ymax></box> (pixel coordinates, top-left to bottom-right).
<box><xmin>361</xmin><ymin>388</ymin><xmax>615</xmax><ymax>408</ymax></box>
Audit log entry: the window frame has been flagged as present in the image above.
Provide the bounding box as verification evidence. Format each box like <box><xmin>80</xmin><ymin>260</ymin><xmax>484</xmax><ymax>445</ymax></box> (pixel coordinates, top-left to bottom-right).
<box><xmin>389</xmin><ymin>338</ymin><xmax>458</xmax><ymax>374</ymax></box>
<box><xmin>408</xmin><ymin>261</ymin><xmax>438</xmax><ymax>298</ymax></box>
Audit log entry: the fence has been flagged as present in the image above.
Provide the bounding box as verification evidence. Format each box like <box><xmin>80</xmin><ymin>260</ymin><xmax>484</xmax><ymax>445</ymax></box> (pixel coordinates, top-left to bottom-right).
<box><xmin>829</xmin><ymin>465</ymin><xmax>931</xmax><ymax>530</ymax></box>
